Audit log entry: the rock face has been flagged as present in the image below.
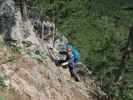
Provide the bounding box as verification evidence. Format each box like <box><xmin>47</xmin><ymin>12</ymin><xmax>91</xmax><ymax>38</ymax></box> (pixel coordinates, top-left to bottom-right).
<box><xmin>0</xmin><ymin>1</ymin><xmax>106</xmax><ymax>100</ymax></box>
<box><xmin>0</xmin><ymin>0</ymin><xmax>15</xmax><ymax>40</ymax></box>
<box><xmin>11</xmin><ymin>11</ymin><xmax>44</xmax><ymax>51</ymax></box>
<box><xmin>0</xmin><ymin>0</ymin><xmax>52</xmax><ymax>52</ymax></box>
<box><xmin>54</xmin><ymin>36</ymin><xmax>68</xmax><ymax>51</ymax></box>
<box><xmin>0</xmin><ymin>46</ymin><xmax>96</xmax><ymax>100</ymax></box>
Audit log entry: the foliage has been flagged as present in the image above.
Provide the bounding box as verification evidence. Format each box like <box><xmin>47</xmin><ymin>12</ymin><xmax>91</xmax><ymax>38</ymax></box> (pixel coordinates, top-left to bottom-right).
<box><xmin>0</xmin><ymin>73</ymin><xmax>7</xmax><ymax>89</ymax></box>
<box><xmin>0</xmin><ymin>96</ymin><xmax>5</xmax><ymax>100</ymax></box>
<box><xmin>25</xmin><ymin>0</ymin><xmax>133</xmax><ymax>99</ymax></box>
<box><xmin>10</xmin><ymin>45</ymin><xmax>47</xmax><ymax>62</ymax></box>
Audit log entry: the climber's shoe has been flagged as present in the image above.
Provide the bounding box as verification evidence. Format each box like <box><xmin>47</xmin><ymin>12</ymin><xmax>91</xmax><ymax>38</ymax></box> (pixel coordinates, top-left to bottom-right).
<box><xmin>74</xmin><ymin>75</ymin><xmax>80</xmax><ymax>82</ymax></box>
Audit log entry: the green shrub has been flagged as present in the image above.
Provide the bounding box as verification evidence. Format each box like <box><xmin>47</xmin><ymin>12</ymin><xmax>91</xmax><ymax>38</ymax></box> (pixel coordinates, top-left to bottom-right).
<box><xmin>0</xmin><ymin>96</ymin><xmax>5</xmax><ymax>100</ymax></box>
<box><xmin>0</xmin><ymin>74</ymin><xmax>6</xmax><ymax>89</ymax></box>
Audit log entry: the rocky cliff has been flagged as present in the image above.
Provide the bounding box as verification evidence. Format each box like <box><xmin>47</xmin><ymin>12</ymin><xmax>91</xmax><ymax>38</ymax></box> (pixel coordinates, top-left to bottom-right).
<box><xmin>0</xmin><ymin>0</ymin><xmax>106</xmax><ymax>100</ymax></box>
<box><xmin>0</xmin><ymin>45</ymin><xmax>97</xmax><ymax>100</ymax></box>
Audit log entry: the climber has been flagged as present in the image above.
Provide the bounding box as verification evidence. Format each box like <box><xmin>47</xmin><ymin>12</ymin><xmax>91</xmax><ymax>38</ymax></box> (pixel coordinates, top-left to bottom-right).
<box><xmin>48</xmin><ymin>43</ymin><xmax>80</xmax><ymax>81</ymax></box>
<box><xmin>59</xmin><ymin>43</ymin><xmax>80</xmax><ymax>82</ymax></box>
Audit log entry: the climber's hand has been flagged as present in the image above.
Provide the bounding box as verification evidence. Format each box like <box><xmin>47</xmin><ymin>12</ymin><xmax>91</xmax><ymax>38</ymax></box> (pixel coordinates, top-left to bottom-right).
<box><xmin>61</xmin><ymin>61</ymin><xmax>68</xmax><ymax>66</ymax></box>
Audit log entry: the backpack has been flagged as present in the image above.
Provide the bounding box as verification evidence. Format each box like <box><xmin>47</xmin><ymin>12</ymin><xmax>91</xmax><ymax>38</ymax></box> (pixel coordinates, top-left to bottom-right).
<box><xmin>72</xmin><ymin>47</ymin><xmax>80</xmax><ymax>62</ymax></box>
<box><xmin>64</xmin><ymin>43</ymin><xmax>80</xmax><ymax>62</ymax></box>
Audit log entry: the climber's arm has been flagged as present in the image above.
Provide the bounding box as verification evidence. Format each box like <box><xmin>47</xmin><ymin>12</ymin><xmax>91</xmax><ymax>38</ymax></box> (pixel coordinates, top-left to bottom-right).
<box><xmin>61</xmin><ymin>61</ymin><xmax>69</xmax><ymax>66</ymax></box>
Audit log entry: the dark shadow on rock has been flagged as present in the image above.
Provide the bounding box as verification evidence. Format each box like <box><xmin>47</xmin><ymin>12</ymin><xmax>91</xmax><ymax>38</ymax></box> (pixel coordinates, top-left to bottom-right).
<box><xmin>0</xmin><ymin>0</ymin><xmax>16</xmax><ymax>45</ymax></box>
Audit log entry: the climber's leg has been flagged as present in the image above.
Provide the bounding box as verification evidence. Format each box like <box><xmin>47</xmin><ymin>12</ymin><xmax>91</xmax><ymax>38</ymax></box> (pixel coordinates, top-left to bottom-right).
<box><xmin>68</xmin><ymin>63</ymin><xmax>80</xmax><ymax>82</ymax></box>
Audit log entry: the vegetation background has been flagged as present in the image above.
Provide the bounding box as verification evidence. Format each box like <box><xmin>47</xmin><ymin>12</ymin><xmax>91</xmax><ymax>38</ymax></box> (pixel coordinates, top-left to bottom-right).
<box><xmin>8</xmin><ymin>0</ymin><xmax>133</xmax><ymax>100</ymax></box>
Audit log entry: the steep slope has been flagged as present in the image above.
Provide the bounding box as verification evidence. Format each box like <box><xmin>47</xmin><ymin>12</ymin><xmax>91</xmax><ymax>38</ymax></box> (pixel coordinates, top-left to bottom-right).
<box><xmin>0</xmin><ymin>0</ymin><xmax>106</xmax><ymax>100</ymax></box>
<box><xmin>0</xmin><ymin>44</ymin><xmax>97</xmax><ymax>100</ymax></box>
